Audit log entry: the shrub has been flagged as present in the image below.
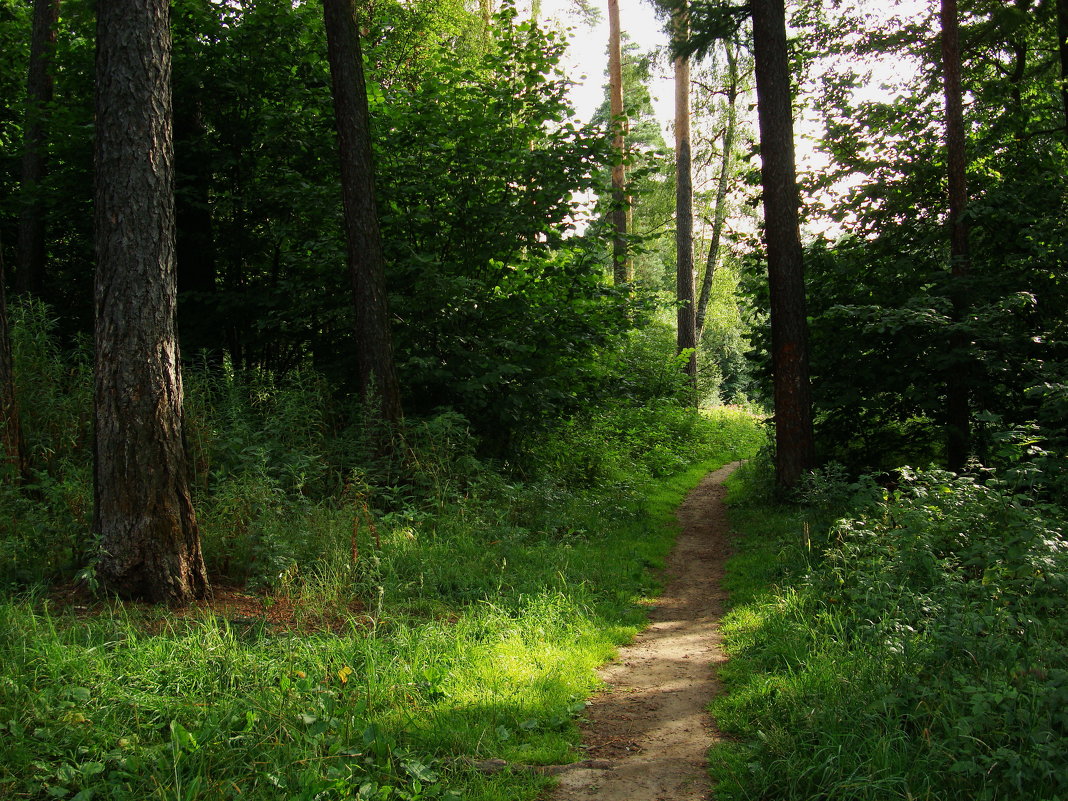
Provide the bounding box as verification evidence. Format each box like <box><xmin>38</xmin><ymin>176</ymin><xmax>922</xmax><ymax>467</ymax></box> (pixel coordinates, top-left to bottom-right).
<box><xmin>714</xmin><ymin>467</ymin><xmax>1068</xmax><ymax>801</ymax></box>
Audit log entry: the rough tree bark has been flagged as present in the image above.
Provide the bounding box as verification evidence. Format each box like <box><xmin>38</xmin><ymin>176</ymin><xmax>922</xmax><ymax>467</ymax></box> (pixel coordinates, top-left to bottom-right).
<box><xmin>696</xmin><ymin>43</ymin><xmax>738</xmax><ymax>342</ymax></box>
<box><xmin>16</xmin><ymin>0</ymin><xmax>60</xmax><ymax>297</ymax></box>
<box><xmin>608</xmin><ymin>0</ymin><xmax>630</xmax><ymax>284</ymax></box>
<box><xmin>94</xmin><ymin>0</ymin><xmax>208</xmax><ymax>603</ymax></box>
<box><xmin>674</xmin><ymin>4</ymin><xmax>697</xmax><ymax>390</ymax></box>
<box><xmin>322</xmin><ymin>0</ymin><xmax>404</xmax><ymax>424</ymax></box>
<box><xmin>750</xmin><ymin>0</ymin><xmax>815</xmax><ymax>489</ymax></box>
<box><xmin>940</xmin><ymin>0</ymin><xmax>971</xmax><ymax>471</ymax></box>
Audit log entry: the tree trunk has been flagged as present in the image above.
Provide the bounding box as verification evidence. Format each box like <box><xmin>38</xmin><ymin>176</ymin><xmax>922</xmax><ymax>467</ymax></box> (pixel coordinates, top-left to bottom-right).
<box><xmin>94</xmin><ymin>0</ymin><xmax>208</xmax><ymax>604</ymax></box>
<box><xmin>480</xmin><ymin>0</ymin><xmax>492</xmax><ymax>44</ymax></box>
<box><xmin>696</xmin><ymin>43</ymin><xmax>738</xmax><ymax>342</ymax></box>
<box><xmin>323</xmin><ymin>0</ymin><xmax>404</xmax><ymax>424</ymax></box>
<box><xmin>0</xmin><ymin>237</ymin><xmax>29</xmax><ymax>483</ymax></box>
<box><xmin>751</xmin><ymin>0</ymin><xmax>815</xmax><ymax>489</ymax></box>
<box><xmin>608</xmin><ymin>0</ymin><xmax>630</xmax><ymax>284</ymax></box>
<box><xmin>940</xmin><ymin>0</ymin><xmax>971</xmax><ymax>471</ymax></box>
<box><xmin>16</xmin><ymin>0</ymin><xmax>60</xmax><ymax>297</ymax></box>
<box><xmin>674</xmin><ymin>5</ymin><xmax>697</xmax><ymax>391</ymax></box>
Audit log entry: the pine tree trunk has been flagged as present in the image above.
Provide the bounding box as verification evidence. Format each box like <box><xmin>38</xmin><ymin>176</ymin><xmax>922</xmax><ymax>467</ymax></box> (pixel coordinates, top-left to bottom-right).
<box><xmin>94</xmin><ymin>0</ymin><xmax>208</xmax><ymax>603</ymax></box>
<box><xmin>608</xmin><ymin>0</ymin><xmax>630</xmax><ymax>284</ymax></box>
<box><xmin>696</xmin><ymin>43</ymin><xmax>738</xmax><ymax>342</ymax></box>
<box><xmin>751</xmin><ymin>0</ymin><xmax>815</xmax><ymax>489</ymax></box>
<box><xmin>674</xmin><ymin>6</ymin><xmax>696</xmax><ymax>391</ymax></box>
<box><xmin>940</xmin><ymin>0</ymin><xmax>971</xmax><ymax>471</ymax></box>
<box><xmin>323</xmin><ymin>0</ymin><xmax>404</xmax><ymax>424</ymax></box>
<box><xmin>16</xmin><ymin>0</ymin><xmax>59</xmax><ymax>297</ymax></box>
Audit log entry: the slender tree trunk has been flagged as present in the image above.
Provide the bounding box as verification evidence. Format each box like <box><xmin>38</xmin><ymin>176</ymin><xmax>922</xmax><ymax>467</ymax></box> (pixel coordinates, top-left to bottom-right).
<box><xmin>16</xmin><ymin>0</ymin><xmax>60</xmax><ymax>297</ymax></box>
<box><xmin>608</xmin><ymin>0</ymin><xmax>630</xmax><ymax>284</ymax></box>
<box><xmin>751</xmin><ymin>0</ymin><xmax>815</xmax><ymax>489</ymax></box>
<box><xmin>94</xmin><ymin>0</ymin><xmax>208</xmax><ymax>603</ymax></box>
<box><xmin>696</xmin><ymin>43</ymin><xmax>738</xmax><ymax>342</ymax></box>
<box><xmin>941</xmin><ymin>0</ymin><xmax>971</xmax><ymax>471</ymax></box>
<box><xmin>0</xmin><ymin>237</ymin><xmax>29</xmax><ymax>483</ymax></box>
<box><xmin>323</xmin><ymin>0</ymin><xmax>404</xmax><ymax>424</ymax></box>
<box><xmin>1057</xmin><ymin>0</ymin><xmax>1068</xmax><ymax>134</ymax></box>
<box><xmin>480</xmin><ymin>0</ymin><xmax>492</xmax><ymax>43</ymax></box>
<box><xmin>674</xmin><ymin>5</ymin><xmax>696</xmax><ymax>390</ymax></box>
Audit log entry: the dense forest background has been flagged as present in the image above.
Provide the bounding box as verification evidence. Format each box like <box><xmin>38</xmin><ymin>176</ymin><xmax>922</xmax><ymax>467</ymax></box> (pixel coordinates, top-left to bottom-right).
<box><xmin>1</xmin><ymin>0</ymin><xmax>1067</xmax><ymax>798</ymax></box>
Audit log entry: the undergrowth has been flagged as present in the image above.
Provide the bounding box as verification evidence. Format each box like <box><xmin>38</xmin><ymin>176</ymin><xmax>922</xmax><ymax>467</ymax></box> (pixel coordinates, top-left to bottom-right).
<box><xmin>0</xmin><ymin>302</ymin><xmax>764</xmax><ymax>800</ymax></box>
<box><xmin>712</xmin><ymin>460</ymin><xmax>1068</xmax><ymax>801</ymax></box>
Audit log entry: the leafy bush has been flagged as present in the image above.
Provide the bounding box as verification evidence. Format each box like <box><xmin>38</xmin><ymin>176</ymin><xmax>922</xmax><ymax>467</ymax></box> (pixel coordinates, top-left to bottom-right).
<box><xmin>0</xmin><ymin>292</ymin><xmax>763</xmax><ymax>598</ymax></box>
<box><xmin>714</xmin><ymin>467</ymin><xmax>1068</xmax><ymax>801</ymax></box>
<box><xmin>0</xmin><ymin>301</ymin><xmax>92</xmax><ymax>588</ymax></box>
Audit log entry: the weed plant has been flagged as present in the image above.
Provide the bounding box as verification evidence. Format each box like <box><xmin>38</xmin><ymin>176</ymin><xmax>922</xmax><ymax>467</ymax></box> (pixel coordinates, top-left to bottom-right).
<box><xmin>0</xmin><ymin>306</ymin><xmax>764</xmax><ymax>800</ymax></box>
<box><xmin>712</xmin><ymin>463</ymin><xmax>1068</xmax><ymax>801</ymax></box>
<box><xmin>0</xmin><ymin>300</ymin><xmax>92</xmax><ymax>585</ymax></box>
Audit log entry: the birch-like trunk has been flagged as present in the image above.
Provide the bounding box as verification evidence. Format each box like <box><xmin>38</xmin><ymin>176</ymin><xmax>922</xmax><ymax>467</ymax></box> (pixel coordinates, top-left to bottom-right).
<box><xmin>696</xmin><ymin>43</ymin><xmax>738</xmax><ymax>342</ymax></box>
<box><xmin>608</xmin><ymin>0</ymin><xmax>630</xmax><ymax>284</ymax></box>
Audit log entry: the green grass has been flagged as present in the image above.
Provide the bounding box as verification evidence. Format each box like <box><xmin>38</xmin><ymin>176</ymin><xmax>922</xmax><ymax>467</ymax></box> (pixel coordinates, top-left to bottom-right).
<box><xmin>0</xmin><ymin>408</ymin><xmax>764</xmax><ymax>801</ymax></box>
<box><xmin>710</xmin><ymin>462</ymin><xmax>1068</xmax><ymax>801</ymax></box>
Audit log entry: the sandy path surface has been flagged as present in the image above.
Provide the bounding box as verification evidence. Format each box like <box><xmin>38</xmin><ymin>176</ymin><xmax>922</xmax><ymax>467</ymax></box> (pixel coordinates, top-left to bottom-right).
<box><xmin>548</xmin><ymin>461</ymin><xmax>739</xmax><ymax>801</ymax></box>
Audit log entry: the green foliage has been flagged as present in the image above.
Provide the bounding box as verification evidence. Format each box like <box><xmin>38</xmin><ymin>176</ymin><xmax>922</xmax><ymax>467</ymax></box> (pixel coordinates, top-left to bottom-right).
<box><xmin>696</xmin><ymin>260</ymin><xmax>754</xmax><ymax>405</ymax></box>
<box><xmin>765</xmin><ymin>0</ymin><xmax>1068</xmax><ymax>474</ymax></box>
<box><xmin>0</xmin><ymin>300</ymin><xmax>91</xmax><ymax>588</ymax></box>
<box><xmin>0</xmin><ymin>295</ymin><xmax>766</xmax><ymax>591</ymax></box>
<box><xmin>524</xmin><ymin>398</ymin><xmax>761</xmax><ymax>490</ymax></box>
<box><xmin>4</xmin><ymin>0</ymin><xmax>638</xmax><ymax>442</ymax></box>
<box><xmin>0</xmin><ymin>0</ymin><xmax>29</xmax><ymax>253</ymax></box>
<box><xmin>375</xmin><ymin>7</ymin><xmax>636</xmax><ymax>436</ymax></box>
<box><xmin>712</xmin><ymin>466</ymin><xmax>1068</xmax><ymax>801</ymax></box>
<box><xmin>588</xmin><ymin>39</ymin><xmax>676</xmax><ymax>289</ymax></box>
<box><xmin>0</xmin><ymin>313</ymin><xmax>765</xmax><ymax>800</ymax></box>
<box><xmin>0</xmin><ymin>282</ymin><xmax>768</xmax><ymax>800</ymax></box>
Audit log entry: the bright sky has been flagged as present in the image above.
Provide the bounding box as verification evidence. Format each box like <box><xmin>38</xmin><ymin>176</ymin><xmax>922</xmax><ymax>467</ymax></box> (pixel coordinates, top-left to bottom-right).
<box><xmin>534</xmin><ymin>0</ymin><xmax>927</xmax><ymax>137</ymax></box>
<box><xmin>540</xmin><ymin>0</ymin><xmax>675</xmax><ymax>128</ymax></box>
<box><xmin>529</xmin><ymin>0</ymin><xmax>927</xmax><ymax>237</ymax></box>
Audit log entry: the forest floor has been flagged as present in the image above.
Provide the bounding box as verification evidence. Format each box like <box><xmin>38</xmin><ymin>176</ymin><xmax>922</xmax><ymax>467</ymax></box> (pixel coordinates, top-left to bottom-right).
<box><xmin>547</xmin><ymin>461</ymin><xmax>739</xmax><ymax>801</ymax></box>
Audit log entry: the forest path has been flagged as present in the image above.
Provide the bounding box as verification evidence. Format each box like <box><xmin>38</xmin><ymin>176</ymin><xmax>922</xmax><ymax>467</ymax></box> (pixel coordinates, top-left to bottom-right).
<box><xmin>548</xmin><ymin>461</ymin><xmax>739</xmax><ymax>801</ymax></box>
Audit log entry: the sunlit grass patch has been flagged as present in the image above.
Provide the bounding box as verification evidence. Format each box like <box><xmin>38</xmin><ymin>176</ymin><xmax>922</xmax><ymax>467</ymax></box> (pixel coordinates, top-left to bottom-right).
<box><xmin>1</xmin><ymin>307</ymin><xmax>766</xmax><ymax>799</ymax></box>
<box><xmin>1</xmin><ymin>405</ymin><xmax>764</xmax><ymax>801</ymax></box>
<box><xmin>711</xmin><ymin>465</ymin><xmax>1068</xmax><ymax>801</ymax></box>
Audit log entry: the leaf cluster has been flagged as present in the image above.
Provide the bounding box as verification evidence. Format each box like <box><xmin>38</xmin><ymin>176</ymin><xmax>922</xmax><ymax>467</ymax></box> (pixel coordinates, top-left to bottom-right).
<box><xmin>713</xmin><ymin>465</ymin><xmax>1068</xmax><ymax>800</ymax></box>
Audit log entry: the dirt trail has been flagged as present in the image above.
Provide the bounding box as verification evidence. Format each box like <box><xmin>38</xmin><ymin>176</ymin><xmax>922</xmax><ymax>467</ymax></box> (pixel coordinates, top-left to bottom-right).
<box><xmin>549</xmin><ymin>461</ymin><xmax>739</xmax><ymax>801</ymax></box>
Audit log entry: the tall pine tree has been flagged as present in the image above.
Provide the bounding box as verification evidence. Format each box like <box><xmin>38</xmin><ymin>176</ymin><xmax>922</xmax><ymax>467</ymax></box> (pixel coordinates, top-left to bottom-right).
<box><xmin>94</xmin><ymin>0</ymin><xmax>208</xmax><ymax>603</ymax></box>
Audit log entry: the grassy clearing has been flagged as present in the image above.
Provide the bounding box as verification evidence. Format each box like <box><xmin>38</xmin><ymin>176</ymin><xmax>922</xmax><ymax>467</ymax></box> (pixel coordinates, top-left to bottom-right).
<box><xmin>711</xmin><ymin>461</ymin><xmax>1068</xmax><ymax>801</ymax></box>
<box><xmin>0</xmin><ymin>403</ymin><xmax>762</xmax><ymax>801</ymax></box>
